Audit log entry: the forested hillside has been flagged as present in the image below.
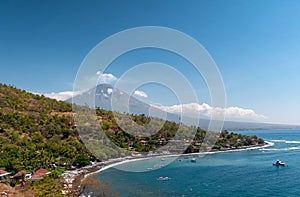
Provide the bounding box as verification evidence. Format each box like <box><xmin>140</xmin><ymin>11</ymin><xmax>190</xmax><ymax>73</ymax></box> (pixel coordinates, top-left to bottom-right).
<box><xmin>0</xmin><ymin>84</ymin><xmax>91</xmax><ymax>174</ymax></box>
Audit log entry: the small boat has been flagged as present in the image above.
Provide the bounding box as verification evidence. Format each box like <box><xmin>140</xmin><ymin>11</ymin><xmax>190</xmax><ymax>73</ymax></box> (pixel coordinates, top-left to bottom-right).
<box><xmin>191</xmin><ymin>158</ymin><xmax>196</xmax><ymax>163</ymax></box>
<box><xmin>157</xmin><ymin>176</ymin><xmax>171</xmax><ymax>181</ymax></box>
<box><xmin>273</xmin><ymin>160</ymin><xmax>285</xmax><ymax>166</ymax></box>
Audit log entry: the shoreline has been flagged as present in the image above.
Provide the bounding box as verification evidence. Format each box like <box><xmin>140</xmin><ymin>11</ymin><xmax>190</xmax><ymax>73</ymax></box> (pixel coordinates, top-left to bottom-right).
<box><xmin>73</xmin><ymin>141</ymin><xmax>273</xmax><ymax>195</ymax></box>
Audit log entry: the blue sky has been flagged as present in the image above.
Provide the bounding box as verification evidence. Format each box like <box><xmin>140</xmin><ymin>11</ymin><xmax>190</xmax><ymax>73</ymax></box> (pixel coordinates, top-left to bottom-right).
<box><xmin>1</xmin><ymin>0</ymin><xmax>300</xmax><ymax>124</ymax></box>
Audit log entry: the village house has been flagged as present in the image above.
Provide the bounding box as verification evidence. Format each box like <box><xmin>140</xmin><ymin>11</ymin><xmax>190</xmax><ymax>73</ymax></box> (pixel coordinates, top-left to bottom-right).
<box><xmin>12</xmin><ymin>170</ymin><xmax>32</xmax><ymax>180</ymax></box>
<box><xmin>0</xmin><ymin>170</ymin><xmax>11</xmax><ymax>182</ymax></box>
<box><xmin>31</xmin><ymin>168</ymin><xmax>51</xmax><ymax>180</ymax></box>
<box><xmin>139</xmin><ymin>139</ymin><xmax>148</xmax><ymax>145</ymax></box>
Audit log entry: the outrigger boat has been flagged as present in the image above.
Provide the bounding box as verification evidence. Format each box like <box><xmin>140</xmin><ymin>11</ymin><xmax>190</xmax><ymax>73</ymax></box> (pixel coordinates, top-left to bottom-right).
<box><xmin>273</xmin><ymin>160</ymin><xmax>285</xmax><ymax>166</ymax></box>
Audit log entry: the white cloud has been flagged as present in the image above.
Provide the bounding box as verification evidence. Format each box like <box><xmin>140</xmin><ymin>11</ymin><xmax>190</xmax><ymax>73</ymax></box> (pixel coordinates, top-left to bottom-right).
<box><xmin>96</xmin><ymin>71</ymin><xmax>117</xmax><ymax>84</ymax></box>
<box><xmin>44</xmin><ymin>90</ymin><xmax>84</xmax><ymax>101</ymax></box>
<box><xmin>154</xmin><ymin>103</ymin><xmax>267</xmax><ymax>122</ymax></box>
<box><xmin>224</xmin><ymin>106</ymin><xmax>267</xmax><ymax>120</ymax></box>
<box><xmin>44</xmin><ymin>71</ymin><xmax>117</xmax><ymax>101</ymax></box>
<box><xmin>134</xmin><ymin>90</ymin><xmax>148</xmax><ymax>98</ymax></box>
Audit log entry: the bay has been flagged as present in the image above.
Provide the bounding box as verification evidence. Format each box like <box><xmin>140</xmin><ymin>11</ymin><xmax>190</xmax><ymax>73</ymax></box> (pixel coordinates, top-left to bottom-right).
<box><xmin>84</xmin><ymin>129</ymin><xmax>300</xmax><ymax>197</ymax></box>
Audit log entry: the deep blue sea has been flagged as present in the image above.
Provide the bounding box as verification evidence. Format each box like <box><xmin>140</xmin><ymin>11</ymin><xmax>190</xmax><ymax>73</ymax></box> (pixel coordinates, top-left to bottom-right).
<box><xmin>85</xmin><ymin>130</ymin><xmax>300</xmax><ymax>197</ymax></box>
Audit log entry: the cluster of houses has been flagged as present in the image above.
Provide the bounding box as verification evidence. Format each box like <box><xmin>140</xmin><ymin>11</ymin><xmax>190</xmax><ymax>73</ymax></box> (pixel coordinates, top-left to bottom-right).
<box><xmin>0</xmin><ymin>168</ymin><xmax>51</xmax><ymax>182</ymax></box>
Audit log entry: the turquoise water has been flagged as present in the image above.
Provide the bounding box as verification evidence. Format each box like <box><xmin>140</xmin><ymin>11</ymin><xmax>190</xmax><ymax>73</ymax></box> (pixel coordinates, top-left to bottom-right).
<box><xmin>87</xmin><ymin>130</ymin><xmax>300</xmax><ymax>196</ymax></box>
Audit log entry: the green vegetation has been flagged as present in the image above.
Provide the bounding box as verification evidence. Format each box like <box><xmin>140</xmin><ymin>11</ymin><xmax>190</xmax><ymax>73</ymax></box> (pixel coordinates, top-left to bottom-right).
<box><xmin>31</xmin><ymin>173</ymin><xmax>64</xmax><ymax>197</ymax></box>
<box><xmin>211</xmin><ymin>130</ymin><xmax>265</xmax><ymax>150</ymax></box>
<box><xmin>0</xmin><ymin>83</ymin><xmax>265</xmax><ymax>196</ymax></box>
<box><xmin>0</xmin><ymin>84</ymin><xmax>92</xmax><ymax>175</ymax></box>
<box><xmin>0</xmin><ymin>84</ymin><xmax>93</xmax><ymax>196</ymax></box>
<box><xmin>95</xmin><ymin>108</ymin><xmax>264</xmax><ymax>154</ymax></box>
<box><xmin>75</xmin><ymin>154</ymin><xmax>91</xmax><ymax>167</ymax></box>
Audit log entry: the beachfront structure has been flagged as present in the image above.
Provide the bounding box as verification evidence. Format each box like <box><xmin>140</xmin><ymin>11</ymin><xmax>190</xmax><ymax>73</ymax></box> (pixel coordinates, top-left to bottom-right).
<box><xmin>0</xmin><ymin>170</ymin><xmax>11</xmax><ymax>181</ymax></box>
<box><xmin>31</xmin><ymin>168</ymin><xmax>51</xmax><ymax>180</ymax></box>
<box><xmin>140</xmin><ymin>139</ymin><xmax>148</xmax><ymax>145</ymax></box>
<box><xmin>12</xmin><ymin>170</ymin><xmax>32</xmax><ymax>180</ymax></box>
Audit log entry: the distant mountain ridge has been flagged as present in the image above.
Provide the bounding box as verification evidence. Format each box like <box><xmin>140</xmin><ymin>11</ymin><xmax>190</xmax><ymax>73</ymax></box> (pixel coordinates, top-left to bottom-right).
<box><xmin>70</xmin><ymin>84</ymin><xmax>300</xmax><ymax>131</ymax></box>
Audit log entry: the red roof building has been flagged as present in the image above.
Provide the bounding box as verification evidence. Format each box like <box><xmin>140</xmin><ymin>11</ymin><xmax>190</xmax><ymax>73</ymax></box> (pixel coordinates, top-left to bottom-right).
<box><xmin>31</xmin><ymin>168</ymin><xmax>51</xmax><ymax>180</ymax></box>
<box><xmin>13</xmin><ymin>170</ymin><xmax>32</xmax><ymax>179</ymax></box>
<box><xmin>139</xmin><ymin>139</ymin><xmax>148</xmax><ymax>145</ymax></box>
<box><xmin>0</xmin><ymin>170</ymin><xmax>11</xmax><ymax>181</ymax></box>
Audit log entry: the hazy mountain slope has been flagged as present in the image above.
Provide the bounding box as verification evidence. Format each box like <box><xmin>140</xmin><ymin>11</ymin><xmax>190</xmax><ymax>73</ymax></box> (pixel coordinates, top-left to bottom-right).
<box><xmin>70</xmin><ymin>84</ymin><xmax>300</xmax><ymax>131</ymax></box>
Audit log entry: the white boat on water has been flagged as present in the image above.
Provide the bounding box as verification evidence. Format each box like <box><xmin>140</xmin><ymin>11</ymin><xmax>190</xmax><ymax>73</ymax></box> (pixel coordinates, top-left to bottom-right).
<box><xmin>191</xmin><ymin>158</ymin><xmax>196</xmax><ymax>163</ymax></box>
<box><xmin>157</xmin><ymin>176</ymin><xmax>171</xmax><ymax>181</ymax></box>
<box><xmin>273</xmin><ymin>160</ymin><xmax>285</xmax><ymax>166</ymax></box>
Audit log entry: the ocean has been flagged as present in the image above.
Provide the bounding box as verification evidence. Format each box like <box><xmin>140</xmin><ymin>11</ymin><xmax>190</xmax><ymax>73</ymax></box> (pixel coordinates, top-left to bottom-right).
<box><xmin>83</xmin><ymin>129</ymin><xmax>300</xmax><ymax>197</ymax></box>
